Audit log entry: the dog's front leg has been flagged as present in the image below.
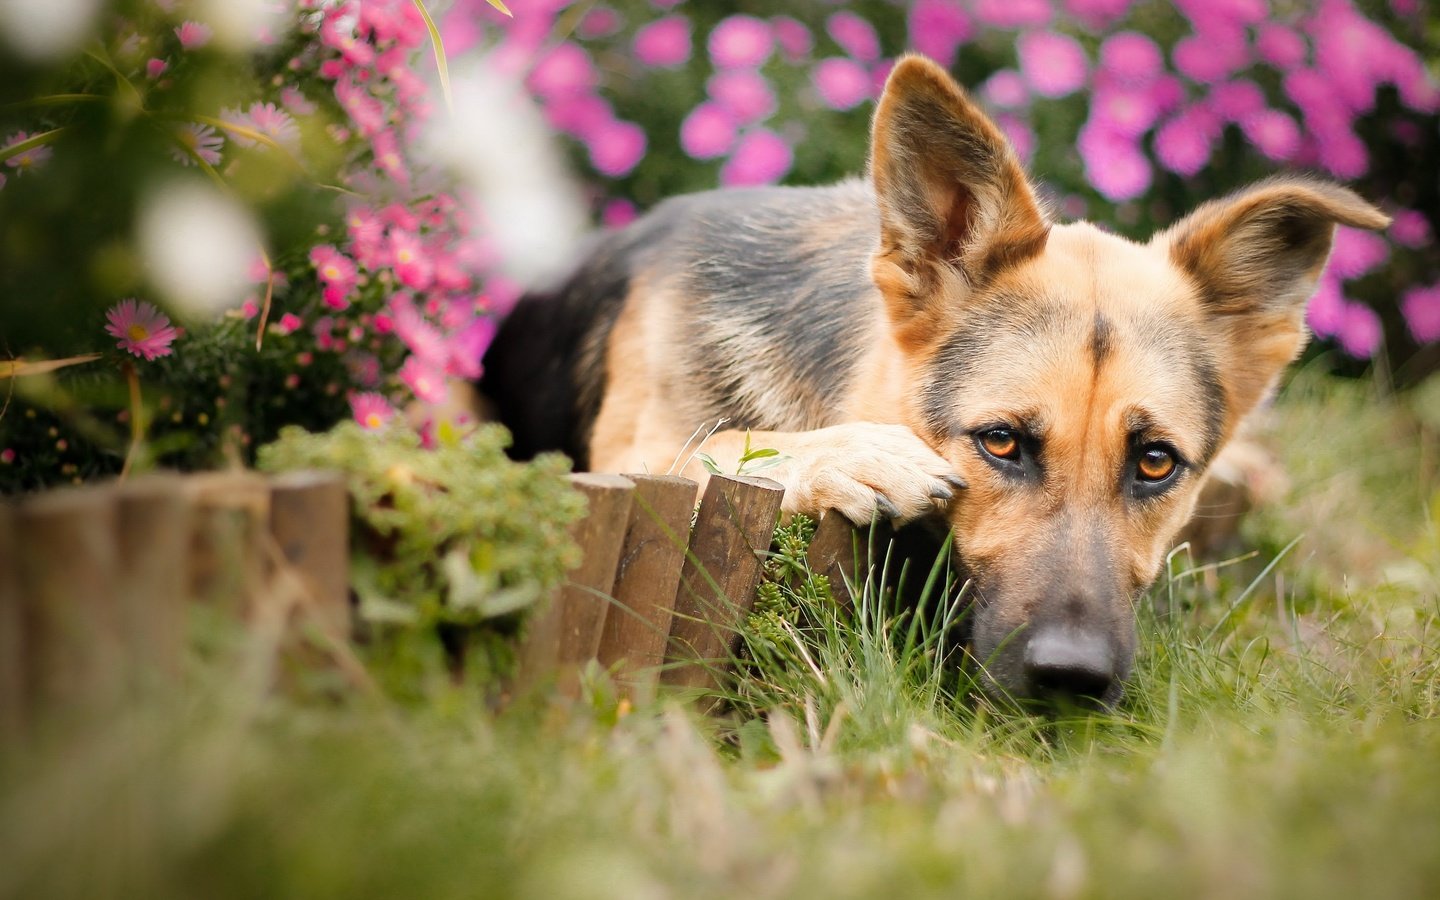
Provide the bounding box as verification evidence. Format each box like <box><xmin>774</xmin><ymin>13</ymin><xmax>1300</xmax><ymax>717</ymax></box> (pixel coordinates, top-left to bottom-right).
<box><xmin>668</xmin><ymin>423</ymin><xmax>963</xmax><ymax>526</ymax></box>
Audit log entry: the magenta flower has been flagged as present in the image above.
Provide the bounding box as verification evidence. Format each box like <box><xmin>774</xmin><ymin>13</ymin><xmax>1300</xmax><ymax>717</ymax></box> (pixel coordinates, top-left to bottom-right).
<box><xmin>1306</xmin><ymin>275</ymin><xmax>1345</xmax><ymax>339</ymax></box>
<box><xmin>908</xmin><ymin>0</ymin><xmax>972</xmax><ymax>67</ymax></box>
<box><xmin>1315</xmin><ymin>123</ymin><xmax>1368</xmax><ymax>178</ymax></box>
<box><xmin>1091</xmin><ymin>86</ymin><xmax>1159</xmax><ymax>137</ymax></box>
<box><xmin>813</xmin><ymin>58</ymin><xmax>872</xmax><ymax>110</ymax></box>
<box><xmin>277</xmin><ymin>313</ymin><xmax>303</xmax><ymax>335</ymax></box>
<box><xmin>170</xmin><ymin>123</ymin><xmax>223</xmax><ymax>167</ymax></box>
<box><xmin>530</xmin><ymin>44</ymin><xmax>599</xmax><ymax>98</ymax></box>
<box><xmin>1079</xmin><ymin>124</ymin><xmax>1151</xmax><ymax>201</ymax></box>
<box><xmin>995</xmin><ymin>114</ymin><xmax>1036</xmax><ymax>163</ymax></box>
<box><xmin>282</xmin><ymin>87</ymin><xmax>318</xmax><ymax>117</ymax></box>
<box><xmin>681</xmin><ymin>102</ymin><xmax>739</xmax><ymax>159</ymax></box>
<box><xmin>1390</xmin><ymin>210</ymin><xmax>1433</xmax><ymax>249</ymax></box>
<box><xmin>587</xmin><ymin>120</ymin><xmax>647</xmax><ymax>177</ymax></box>
<box><xmin>1098</xmin><ymin>32</ymin><xmax>1162</xmax><ymax>86</ymax></box>
<box><xmin>708</xmin><ymin>15</ymin><xmax>773</xmax><ymax>69</ymax></box>
<box><xmin>1173</xmin><ymin>27</ymin><xmax>1249</xmax><ymax>84</ymax></box>
<box><xmin>634</xmin><ymin>16</ymin><xmax>691</xmax><ymax>68</ymax></box>
<box><xmin>146</xmin><ymin>58</ymin><xmax>168</xmax><ymax>79</ymax></box>
<box><xmin>1240</xmin><ymin>109</ymin><xmax>1300</xmax><ymax>161</ymax></box>
<box><xmin>1208</xmin><ymin>80</ymin><xmax>1265</xmax><ymax>122</ymax></box>
<box><xmin>579</xmin><ymin>7</ymin><xmax>621</xmax><ymax>39</ymax></box>
<box><xmin>1256</xmin><ymin>24</ymin><xmax>1307</xmax><ymax>69</ymax></box>
<box><xmin>826</xmin><ymin>12</ymin><xmax>880</xmax><ymax>62</ymax></box>
<box><xmin>351</xmin><ymin>393</ymin><xmax>396</xmax><ymax>431</ymax></box>
<box><xmin>1401</xmin><ymin>283</ymin><xmax>1440</xmax><ymax>343</ymax></box>
<box><xmin>1154</xmin><ymin>105</ymin><xmax>1219</xmax><ymax>175</ymax></box>
<box><xmin>399</xmin><ymin>356</ymin><xmax>448</xmax><ymax>405</ymax></box>
<box><xmin>3</xmin><ymin>131</ymin><xmax>53</xmax><ymax>172</ymax></box>
<box><xmin>721</xmin><ymin>129</ymin><xmax>792</xmax><ymax>187</ymax></box>
<box><xmin>1065</xmin><ymin>0</ymin><xmax>1133</xmax><ymax>28</ymax></box>
<box><xmin>772</xmin><ymin>16</ymin><xmax>813</xmax><ymax>62</ymax></box>
<box><xmin>389</xmin><ymin>230</ymin><xmax>435</xmax><ymax>291</ymax></box>
<box><xmin>545</xmin><ymin>94</ymin><xmax>613</xmax><ymax>141</ymax></box>
<box><xmin>1018</xmin><ymin>31</ymin><xmax>1088</xmax><ymax>99</ymax></box>
<box><xmin>1336</xmin><ymin>302</ymin><xmax>1382</xmax><ymax>358</ymax></box>
<box><xmin>105</xmin><ymin>300</ymin><xmax>178</xmax><ymax>361</ymax></box>
<box><xmin>974</xmin><ymin>0</ymin><xmax>1052</xmax><ymax>29</ymax></box>
<box><xmin>1328</xmin><ymin>227</ymin><xmax>1389</xmax><ymax>279</ymax></box>
<box><xmin>392</xmin><ymin>300</ymin><xmax>449</xmax><ymax>366</ymax></box>
<box><xmin>446</xmin><ymin>316</ymin><xmax>497</xmax><ymax>379</ymax></box>
<box><xmin>175</xmin><ymin>21</ymin><xmax>212</xmax><ymax>50</ymax></box>
<box><xmin>982</xmin><ymin>70</ymin><xmax>1029</xmax><ymax>109</ymax></box>
<box><xmin>603</xmin><ymin>199</ymin><xmax>638</xmax><ymax>230</ymax></box>
<box><xmin>708</xmin><ymin>70</ymin><xmax>777</xmax><ymax>125</ymax></box>
<box><xmin>311</xmin><ymin>245</ymin><xmax>358</xmax><ymax>310</ymax></box>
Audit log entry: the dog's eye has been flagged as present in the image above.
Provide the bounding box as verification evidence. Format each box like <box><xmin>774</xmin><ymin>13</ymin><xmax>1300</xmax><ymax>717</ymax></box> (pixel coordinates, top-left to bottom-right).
<box><xmin>1136</xmin><ymin>446</ymin><xmax>1177</xmax><ymax>483</ymax></box>
<box><xmin>977</xmin><ymin>428</ymin><xmax>1021</xmax><ymax>462</ymax></box>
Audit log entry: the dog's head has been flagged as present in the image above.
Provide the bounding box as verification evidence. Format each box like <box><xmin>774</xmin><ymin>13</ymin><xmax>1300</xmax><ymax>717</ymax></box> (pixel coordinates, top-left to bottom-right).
<box><xmin>869</xmin><ymin>56</ymin><xmax>1389</xmax><ymax>708</ymax></box>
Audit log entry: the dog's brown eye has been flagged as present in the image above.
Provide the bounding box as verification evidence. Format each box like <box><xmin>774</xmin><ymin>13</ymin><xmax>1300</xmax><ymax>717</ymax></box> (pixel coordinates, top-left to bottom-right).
<box><xmin>1137</xmin><ymin>447</ymin><xmax>1177</xmax><ymax>482</ymax></box>
<box><xmin>979</xmin><ymin>428</ymin><xmax>1021</xmax><ymax>461</ymax></box>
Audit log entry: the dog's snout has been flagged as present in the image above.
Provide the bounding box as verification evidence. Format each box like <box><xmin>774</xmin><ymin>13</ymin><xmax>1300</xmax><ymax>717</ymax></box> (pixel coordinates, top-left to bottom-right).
<box><xmin>1022</xmin><ymin>625</ymin><xmax>1117</xmax><ymax>704</ymax></box>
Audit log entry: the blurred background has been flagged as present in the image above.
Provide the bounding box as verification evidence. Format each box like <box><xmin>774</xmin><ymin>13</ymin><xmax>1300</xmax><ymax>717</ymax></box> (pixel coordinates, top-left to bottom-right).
<box><xmin>0</xmin><ymin>0</ymin><xmax>1436</xmax><ymax>490</ymax></box>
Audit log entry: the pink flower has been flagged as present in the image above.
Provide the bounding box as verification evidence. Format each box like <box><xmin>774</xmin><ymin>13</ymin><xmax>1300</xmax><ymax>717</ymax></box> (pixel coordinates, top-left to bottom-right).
<box><xmin>681</xmin><ymin>102</ymin><xmax>738</xmax><ymax>159</ymax></box>
<box><xmin>146</xmin><ymin>58</ymin><xmax>168</xmax><ymax>79</ymax></box>
<box><xmin>351</xmin><ymin>392</ymin><xmax>396</xmax><ymax>431</ymax></box>
<box><xmin>721</xmin><ymin>129</ymin><xmax>792</xmax><ymax>187</ymax></box>
<box><xmin>545</xmin><ymin>94</ymin><xmax>613</xmax><ymax>140</ymax></box>
<box><xmin>175</xmin><ymin>21</ymin><xmax>212</xmax><ymax>50</ymax></box>
<box><xmin>826</xmin><ymin>12</ymin><xmax>879</xmax><ymax>62</ymax></box>
<box><xmin>708</xmin><ymin>15</ymin><xmax>773</xmax><ymax>69</ymax></box>
<box><xmin>249</xmin><ymin>102</ymin><xmax>299</xmax><ymax>147</ymax></box>
<box><xmin>3</xmin><ymin>131</ymin><xmax>53</xmax><ymax>172</ymax></box>
<box><xmin>1390</xmin><ymin>210</ymin><xmax>1432</xmax><ymax>249</ymax></box>
<box><xmin>772</xmin><ymin>16</ymin><xmax>813</xmax><ymax>62</ymax></box>
<box><xmin>1240</xmin><ymin>109</ymin><xmax>1300</xmax><ymax>161</ymax></box>
<box><xmin>1091</xmin><ymin>86</ymin><xmax>1160</xmax><ymax>137</ymax></box>
<box><xmin>1173</xmin><ymin>26</ymin><xmax>1249</xmax><ymax>84</ymax></box>
<box><xmin>813</xmin><ymin>58</ymin><xmax>872</xmax><ymax>110</ymax></box>
<box><xmin>0</xmin><ymin>449</ymin><xmax>13</xmax><ymax>465</ymax></box>
<box><xmin>530</xmin><ymin>44</ymin><xmax>598</xmax><ymax>98</ymax></box>
<box><xmin>908</xmin><ymin>0</ymin><xmax>972</xmax><ymax>67</ymax></box>
<box><xmin>588</xmin><ymin>120</ymin><xmax>647</xmax><ymax>177</ymax></box>
<box><xmin>372</xmin><ymin>129</ymin><xmax>408</xmax><ymax>185</ymax></box>
<box><xmin>105</xmin><ymin>300</ymin><xmax>178</xmax><ymax>361</ymax></box>
<box><xmin>579</xmin><ymin>7</ymin><xmax>621</xmax><ymax>39</ymax></box>
<box><xmin>281</xmin><ymin>87</ymin><xmax>318</xmax><ymax>117</ymax></box>
<box><xmin>1208</xmin><ymin>80</ymin><xmax>1265</xmax><ymax>121</ymax></box>
<box><xmin>1065</xmin><ymin>0</ymin><xmax>1132</xmax><ymax>28</ymax></box>
<box><xmin>995</xmin><ymin>114</ymin><xmax>1036</xmax><ymax>163</ymax></box>
<box><xmin>277</xmin><ymin>313</ymin><xmax>303</xmax><ymax>335</ymax></box>
<box><xmin>1315</xmin><ymin>122</ymin><xmax>1368</xmax><ymax>178</ymax></box>
<box><xmin>974</xmin><ymin>0</ymin><xmax>1052</xmax><ymax>29</ymax></box>
<box><xmin>1305</xmin><ymin>274</ymin><xmax>1345</xmax><ymax>338</ymax></box>
<box><xmin>447</xmin><ymin>316</ymin><xmax>497</xmax><ymax>379</ymax></box>
<box><xmin>1401</xmin><ymin>283</ymin><xmax>1440</xmax><ymax>343</ymax></box>
<box><xmin>1099</xmin><ymin>32</ymin><xmax>1162</xmax><ymax>86</ymax></box>
<box><xmin>603</xmin><ymin>199</ymin><xmax>638</xmax><ymax>229</ymax></box>
<box><xmin>982</xmin><ymin>70</ymin><xmax>1029</xmax><ymax>109</ymax></box>
<box><xmin>1336</xmin><ymin>302</ymin><xmax>1382</xmax><ymax>358</ymax></box>
<box><xmin>1018</xmin><ymin>31</ymin><xmax>1088</xmax><ymax>99</ymax></box>
<box><xmin>1256</xmin><ymin>24</ymin><xmax>1306</xmax><ymax>69</ymax></box>
<box><xmin>634</xmin><ymin>16</ymin><xmax>691</xmax><ymax>67</ymax></box>
<box><xmin>171</xmin><ymin>122</ymin><xmax>223</xmax><ymax>166</ymax></box>
<box><xmin>1078</xmin><ymin>124</ymin><xmax>1151</xmax><ymax>201</ymax></box>
<box><xmin>399</xmin><ymin>356</ymin><xmax>448</xmax><ymax>404</ymax></box>
<box><xmin>1328</xmin><ymin>227</ymin><xmax>1389</xmax><ymax>279</ymax></box>
<box><xmin>708</xmin><ymin>70</ymin><xmax>776</xmax><ymax>125</ymax></box>
<box><xmin>392</xmin><ymin>300</ymin><xmax>448</xmax><ymax>365</ymax></box>
<box><xmin>1154</xmin><ymin>105</ymin><xmax>1219</xmax><ymax>175</ymax></box>
<box><xmin>335</xmin><ymin>79</ymin><xmax>388</xmax><ymax>137</ymax></box>
<box><xmin>389</xmin><ymin>230</ymin><xmax>434</xmax><ymax>291</ymax></box>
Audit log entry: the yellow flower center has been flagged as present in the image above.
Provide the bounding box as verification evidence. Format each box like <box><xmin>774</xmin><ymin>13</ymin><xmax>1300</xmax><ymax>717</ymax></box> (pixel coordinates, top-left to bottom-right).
<box><xmin>324</xmin><ymin>264</ymin><xmax>341</xmax><ymax>279</ymax></box>
<box><xmin>364</xmin><ymin>413</ymin><xmax>383</xmax><ymax>429</ymax></box>
<box><xmin>397</xmin><ymin>249</ymin><xmax>414</xmax><ymax>264</ymax></box>
<box><xmin>126</xmin><ymin>323</ymin><xmax>150</xmax><ymax>342</ymax></box>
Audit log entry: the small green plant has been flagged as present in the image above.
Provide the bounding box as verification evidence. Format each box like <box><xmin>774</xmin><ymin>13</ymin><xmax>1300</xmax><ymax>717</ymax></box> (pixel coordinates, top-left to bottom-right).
<box><xmin>698</xmin><ymin>430</ymin><xmax>790</xmax><ymax>477</ymax></box>
<box><xmin>258</xmin><ymin>420</ymin><xmax>585</xmax><ymax>690</ymax></box>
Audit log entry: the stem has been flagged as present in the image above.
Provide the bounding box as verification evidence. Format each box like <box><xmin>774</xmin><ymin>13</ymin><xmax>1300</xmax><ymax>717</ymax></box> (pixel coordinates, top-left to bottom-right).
<box><xmin>119</xmin><ymin>361</ymin><xmax>144</xmax><ymax>481</ymax></box>
<box><xmin>0</xmin><ymin>128</ymin><xmax>67</xmax><ymax>165</ymax></box>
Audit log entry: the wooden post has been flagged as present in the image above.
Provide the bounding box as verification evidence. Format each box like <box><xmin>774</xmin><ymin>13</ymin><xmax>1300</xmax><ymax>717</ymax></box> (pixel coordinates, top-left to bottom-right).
<box><xmin>185</xmin><ymin>472</ymin><xmax>270</xmax><ymax>618</ymax></box>
<box><xmin>268</xmin><ymin>470</ymin><xmax>351</xmax><ymax>643</ymax></box>
<box><xmin>0</xmin><ymin>504</ymin><xmax>25</xmax><ymax>738</ymax></box>
<box><xmin>114</xmin><ymin>475</ymin><xmax>193</xmax><ymax>687</ymax></box>
<box><xmin>804</xmin><ymin>514</ymin><xmax>893</xmax><ymax>610</ymax></box>
<box><xmin>515</xmin><ymin>473</ymin><xmax>635</xmax><ymax>697</ymax></box>
<box><xmin>662</xmin><ymin>475</ymin><xmax>784</xmax><ymax>693</ymax></box>
<box><xmin>597</xmin><ymin>475</ymin><xmax>698</xmax><ymax>700</ymax></box>
<box><xmin>14</xmin><ymin>486</ymin><xmax>122</xmax><ymax>711</ymax></box>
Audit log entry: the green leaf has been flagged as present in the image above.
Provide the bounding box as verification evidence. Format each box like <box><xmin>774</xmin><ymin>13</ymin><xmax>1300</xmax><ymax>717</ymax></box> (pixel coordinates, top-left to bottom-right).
<box><xmin>740</xmin><ymin>447</ymin><xmax>780</xmax><ymax>462</ymax></box>
<box><xmin>411</xmin><ymin>0</ymin><xmax>454</xmax><ymax>115</ymax></box>
<box><xmin>697</xmin><ymin>453</ymin><xmax>722</xmax><ymax>475</ymax></box>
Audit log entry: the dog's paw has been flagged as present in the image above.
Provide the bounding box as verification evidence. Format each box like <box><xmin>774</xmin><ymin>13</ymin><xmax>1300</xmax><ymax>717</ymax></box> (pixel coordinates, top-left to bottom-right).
<box><xmin>785</xmin><ymin>423</ymin><xmax>963</xmax><ymax>525</ymax></box>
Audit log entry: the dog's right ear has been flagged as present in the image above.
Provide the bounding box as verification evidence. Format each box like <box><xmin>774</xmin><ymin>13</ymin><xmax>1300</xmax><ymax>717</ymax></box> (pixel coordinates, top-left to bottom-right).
<box><xmin>869</xmin><ymin>55</ymin><xmax>1049</xmax><ymax>336</ymax></box>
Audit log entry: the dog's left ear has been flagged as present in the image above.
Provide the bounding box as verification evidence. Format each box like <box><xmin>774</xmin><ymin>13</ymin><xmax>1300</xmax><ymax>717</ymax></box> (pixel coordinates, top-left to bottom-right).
<box><xmin>869</xmin><ymin>55</ymin><xmax>1049</xmax><ymax>337</ymax></box>
<box><xmin>1157</xmin><ymin>177</ymin><xmax>1390</xmax><ymax>420</ymax></box>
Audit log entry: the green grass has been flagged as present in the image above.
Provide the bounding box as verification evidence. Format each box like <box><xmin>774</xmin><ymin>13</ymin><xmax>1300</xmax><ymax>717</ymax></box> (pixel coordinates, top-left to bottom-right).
<box><xmin>4</xmin><ymin>372</ymin><xmax>1440</xmax><ymax>899</ymax></box>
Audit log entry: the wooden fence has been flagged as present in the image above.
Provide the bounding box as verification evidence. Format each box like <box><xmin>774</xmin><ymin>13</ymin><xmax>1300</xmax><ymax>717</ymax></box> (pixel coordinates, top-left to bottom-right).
<box><xmin>0</xmin><ymin>468</ymin><xmax>877</xmax><ymax>733</ymax></box>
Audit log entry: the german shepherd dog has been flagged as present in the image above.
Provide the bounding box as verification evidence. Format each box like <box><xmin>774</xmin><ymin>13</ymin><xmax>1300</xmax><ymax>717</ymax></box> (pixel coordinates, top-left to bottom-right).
<box><xmin>481</xmin><ymin>56</ymin><xmax>1389</xmax><ymax>707</ymax></box>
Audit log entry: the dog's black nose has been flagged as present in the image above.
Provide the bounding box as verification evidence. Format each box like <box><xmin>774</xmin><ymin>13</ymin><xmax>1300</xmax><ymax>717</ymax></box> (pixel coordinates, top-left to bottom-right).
<box><xmin>1023</xmin><ymin>625</ymin><xmax>1117</xmax><ymax>704</ymax></box>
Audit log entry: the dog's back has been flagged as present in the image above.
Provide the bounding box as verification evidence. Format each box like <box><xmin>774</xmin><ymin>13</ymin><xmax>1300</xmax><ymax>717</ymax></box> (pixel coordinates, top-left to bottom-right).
<box><xmin>480</xmin><ymin>181</ymin><xmax>882</xmax><ymax>467</ymax></box>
